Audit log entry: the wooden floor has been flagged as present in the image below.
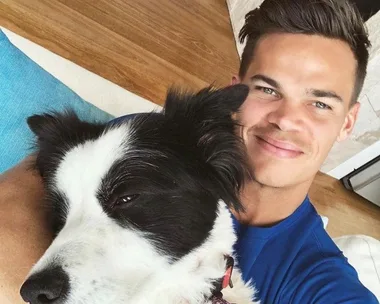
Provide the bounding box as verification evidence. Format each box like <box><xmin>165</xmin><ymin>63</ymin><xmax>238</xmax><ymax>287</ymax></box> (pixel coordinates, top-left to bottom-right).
<box><xmin>0</xmin><ymin>0</ymin><xmax>379</xmax><ymax>239</ymax></box>
<box><xmin>0</xmin><ymin>0</ymin><xmax>239</xmax><ymax>104</ymax></box>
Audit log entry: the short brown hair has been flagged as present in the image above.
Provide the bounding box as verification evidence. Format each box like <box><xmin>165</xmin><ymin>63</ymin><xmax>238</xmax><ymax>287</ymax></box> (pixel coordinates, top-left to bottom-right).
<box><xmin>239</xmin><ymin>0</ymin><xmax>371</xmax><ymax>104</ymax></box>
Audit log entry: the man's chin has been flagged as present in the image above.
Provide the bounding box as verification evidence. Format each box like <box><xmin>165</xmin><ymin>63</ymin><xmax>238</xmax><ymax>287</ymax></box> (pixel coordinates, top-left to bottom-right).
<box><xmin>250</xmin><ymin>168</ymin><xmax>301</xmax><ymax>188</ymax></box>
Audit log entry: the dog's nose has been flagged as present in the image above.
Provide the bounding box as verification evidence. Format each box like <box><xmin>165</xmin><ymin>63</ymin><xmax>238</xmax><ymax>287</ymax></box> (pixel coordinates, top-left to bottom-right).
<box><xmin>20</xmin><ymin>266</ymin><xmax>69</xmax><ymax>304</ymax></box>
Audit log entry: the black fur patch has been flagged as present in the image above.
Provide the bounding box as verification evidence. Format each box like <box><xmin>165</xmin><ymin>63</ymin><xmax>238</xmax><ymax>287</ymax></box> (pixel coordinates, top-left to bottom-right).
<box><xmin>351</xmin><ymin>0</ymin><xmax>380</xmax><ymax>22</ymax></box>
<box><xmin>46</xmin><ymin>190</ymin><xmax>70</xmax><ymax>235</ymax></box>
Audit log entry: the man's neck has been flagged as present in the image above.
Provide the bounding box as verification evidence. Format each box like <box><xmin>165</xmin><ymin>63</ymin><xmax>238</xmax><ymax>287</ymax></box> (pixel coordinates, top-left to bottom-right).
<box><xmin>232</xmin><ymin>178</ymin><xmax>313</xmax><ymax>227</ymax></box>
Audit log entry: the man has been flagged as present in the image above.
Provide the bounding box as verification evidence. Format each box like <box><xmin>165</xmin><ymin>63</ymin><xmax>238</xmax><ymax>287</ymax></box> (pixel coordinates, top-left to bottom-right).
<box><xmin>0</xmin><ymin>0</ymin><xmax>378</xmax><ymax>303</ymax></box>
<box><xmin>227</xmin><ymin>0</ymin><xmax>377</xmax><ymax>302</ymax></box>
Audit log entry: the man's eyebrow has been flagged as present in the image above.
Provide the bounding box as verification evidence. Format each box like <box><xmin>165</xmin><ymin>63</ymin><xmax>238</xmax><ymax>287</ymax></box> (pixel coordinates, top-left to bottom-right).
<box><xmin>250</xmin><ymin>74</ymin><xmax>281</xmax><ymax>89</ymax></box>
<box><xmin>308</xmin><ymin>89</ymin><xmax>343</xmax><ymax>102</ymax></box>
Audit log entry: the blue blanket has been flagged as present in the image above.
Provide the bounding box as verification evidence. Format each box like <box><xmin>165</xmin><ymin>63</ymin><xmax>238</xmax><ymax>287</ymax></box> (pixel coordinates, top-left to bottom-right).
<box><xmin>0</xmin><ymin>29</ymin><xmax>114</xmax><ymax>173</ymax></box>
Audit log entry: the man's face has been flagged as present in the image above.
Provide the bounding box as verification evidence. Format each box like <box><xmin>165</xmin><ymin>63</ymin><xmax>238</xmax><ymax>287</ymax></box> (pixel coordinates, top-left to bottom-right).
<box><xmin>235</xmin><ymin>33</ymin><xmax>360</xmax><ymax>188</ymax></box>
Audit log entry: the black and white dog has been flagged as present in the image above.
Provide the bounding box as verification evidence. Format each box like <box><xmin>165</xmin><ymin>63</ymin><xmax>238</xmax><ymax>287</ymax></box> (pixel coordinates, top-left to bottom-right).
<box><xmin>20</xmin><ymin>84</ymin><xmax>259</xmax><ymax>304</ymax></box>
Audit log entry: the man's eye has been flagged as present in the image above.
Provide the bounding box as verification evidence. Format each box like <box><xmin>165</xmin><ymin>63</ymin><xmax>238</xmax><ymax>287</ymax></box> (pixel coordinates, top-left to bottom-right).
<box><xmin>252</xmin><ymin>86</ymin><xmax>280</xmax><ymax>100</ymax></box>
<box><xmin>313</xmin><ymin>101</ymin><xmax>331</xmax><ymax>110</ymax></box>
<box><xmin>261</xmin><ymin>87</ymin><xmax>277</xmax><ymax>95</ymax></box>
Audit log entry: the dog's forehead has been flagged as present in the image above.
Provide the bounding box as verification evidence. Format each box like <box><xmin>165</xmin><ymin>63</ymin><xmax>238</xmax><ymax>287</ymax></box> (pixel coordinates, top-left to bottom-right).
<box><xmin>53</xmin><ymin>114</ymin><xmax>204</xmax><ymax>201</ymax></box>
<box><xmin>55</xmin><ymin>125</ymin><xmax>130</xmax><ymax>203</ymax></box>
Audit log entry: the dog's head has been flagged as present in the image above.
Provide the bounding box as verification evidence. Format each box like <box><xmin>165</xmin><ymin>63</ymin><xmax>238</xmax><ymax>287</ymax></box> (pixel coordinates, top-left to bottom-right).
<box><xmin>20</xmin><ymin>84</ymin><xmax>250</xmax><ymax>304</ymax></box>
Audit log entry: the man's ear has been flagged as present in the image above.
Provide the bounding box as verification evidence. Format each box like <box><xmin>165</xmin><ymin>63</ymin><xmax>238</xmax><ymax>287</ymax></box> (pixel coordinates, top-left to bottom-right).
<box><xmin>337</xmin><ymin>102</ymin><xmax>360</xmax><ymax>142</ymax></box>
<box><xmin>231</xmin><ymin>75</ymin><xmax>241</xmax><ymax>85</ymax></box>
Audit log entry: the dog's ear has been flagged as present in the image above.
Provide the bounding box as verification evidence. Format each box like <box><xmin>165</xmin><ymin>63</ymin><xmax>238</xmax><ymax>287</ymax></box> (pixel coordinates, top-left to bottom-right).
<box><xmin>27</xmin><ymin>110</ymin><xmax>105</xmax><ymax>179</ymax></box>
<box><xmin>27</xmin><ymin>113</ymin><xmax>58</xmax><ymax>139</ymax></box>
<box><xmin>164</xmin><ymin>84</ymin><xmax>249</xmax><ymax>122</ymax></box>
<box><xmin>163</xmin><ymin>84</ymin><xmax>250</xmax><ymax>211</ymax></box>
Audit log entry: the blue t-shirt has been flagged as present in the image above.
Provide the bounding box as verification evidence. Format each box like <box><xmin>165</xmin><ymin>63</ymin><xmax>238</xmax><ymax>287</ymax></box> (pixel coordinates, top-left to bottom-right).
<box><xmin>232</xmin><ymin>196</ymin><xmax>378</xmax><ymax>303</ymax></box>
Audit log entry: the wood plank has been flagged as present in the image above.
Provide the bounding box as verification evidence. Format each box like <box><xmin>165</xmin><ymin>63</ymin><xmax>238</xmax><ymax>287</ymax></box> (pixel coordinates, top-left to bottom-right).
<box><xmin>310</xmin><ymin>172</ymin><xmax>380</xmax><ymax>239</ymax></box>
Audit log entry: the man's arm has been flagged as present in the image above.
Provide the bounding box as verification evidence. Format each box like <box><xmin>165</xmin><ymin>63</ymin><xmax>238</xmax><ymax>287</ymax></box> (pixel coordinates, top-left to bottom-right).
<box><xmin>0</xmin><ymin>156</ymin><xmax>52</xmax><ymax>304</ymax></box>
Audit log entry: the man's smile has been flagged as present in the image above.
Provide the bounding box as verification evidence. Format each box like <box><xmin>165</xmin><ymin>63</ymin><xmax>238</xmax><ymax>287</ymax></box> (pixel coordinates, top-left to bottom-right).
<box><xmin>255</xmin><ymin>135</ymin><xmax>304</xmax><ymax>158</ymax></box>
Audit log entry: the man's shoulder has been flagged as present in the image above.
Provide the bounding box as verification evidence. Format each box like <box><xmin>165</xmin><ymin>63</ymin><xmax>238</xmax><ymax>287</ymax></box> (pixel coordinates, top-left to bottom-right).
<box><xmin>241</xmin><ymin>209</ymin><xmax>378</xmax><ymax>303</ymax></box>
<box><xmin>287</xmin><ymin>217</ymin><xmax>355</xmax><ymax>283</ymax></box>
<box><xmin>282</xmin><ymin>254</ymin><xmax>378</xmax><ymax>303</ymax></box>
<box><xmin>280</xmin><ymin>223</ymin><xmax>378</xmax><ymax>303</ymax></box>
<box><xmin>303</xmin><ymin>218</ymin><xmax>344</xmax><ymax>259</ymax></box>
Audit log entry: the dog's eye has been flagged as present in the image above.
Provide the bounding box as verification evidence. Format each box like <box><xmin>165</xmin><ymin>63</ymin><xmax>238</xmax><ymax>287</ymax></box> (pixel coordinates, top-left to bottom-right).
<box><xmin>115</xmin><ymin>194</ymin><xmax>140</xmax><ymax>206</ymax></box>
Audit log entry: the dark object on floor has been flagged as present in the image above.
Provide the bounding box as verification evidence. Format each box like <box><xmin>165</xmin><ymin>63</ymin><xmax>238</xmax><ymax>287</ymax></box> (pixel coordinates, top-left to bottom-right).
<box><xmin>350</xmin><ymin>0</ymin><xmax>380</xmax><ymax>22</ymax></box>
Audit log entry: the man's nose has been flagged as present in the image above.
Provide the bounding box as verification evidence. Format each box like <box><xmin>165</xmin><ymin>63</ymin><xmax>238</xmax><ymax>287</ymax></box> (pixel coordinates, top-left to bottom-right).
<box><xmin>266</xmin><ymin>100</ymin><xmax>303</xmax><ymax>132</ymax></box>
<box><xmin>20</xmin><ymin>266</ymin><xmax>70</xmax><ymax>304</ymax></box>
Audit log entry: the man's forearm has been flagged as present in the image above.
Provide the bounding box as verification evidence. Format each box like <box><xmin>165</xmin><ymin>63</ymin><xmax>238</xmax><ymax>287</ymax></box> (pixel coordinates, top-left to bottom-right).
<box><xmin>0</xmin><ymin>156</ymin><xmax>53</xmax><ymax>303</ymax></box>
